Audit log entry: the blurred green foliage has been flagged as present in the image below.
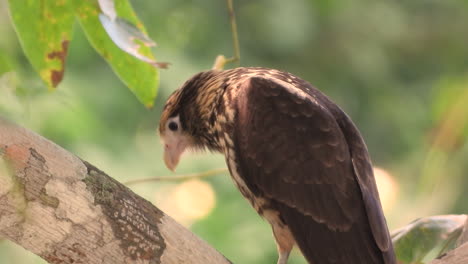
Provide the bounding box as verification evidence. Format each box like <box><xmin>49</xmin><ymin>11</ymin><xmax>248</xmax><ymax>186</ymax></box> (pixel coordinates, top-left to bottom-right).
<box><xmin>0</xmin><ymin>0</ymin><xmax>468</xmax><ymax>263</ymax></box>
<box><xmin>392</xmin><ymin>215</ymin><xmax>466</xmax><ymax>264</ymax></box>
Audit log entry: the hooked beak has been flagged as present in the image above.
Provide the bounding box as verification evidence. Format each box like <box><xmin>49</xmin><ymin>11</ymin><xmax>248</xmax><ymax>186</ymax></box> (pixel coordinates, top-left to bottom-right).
<box><xmin>163</xmin><ymin>141</ymin><xmax>187</xmax><ymax>172</ymax></box>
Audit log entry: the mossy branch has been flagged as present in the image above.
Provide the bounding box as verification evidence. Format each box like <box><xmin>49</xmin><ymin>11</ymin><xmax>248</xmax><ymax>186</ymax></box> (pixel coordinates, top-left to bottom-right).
<box><xmin>0</xmin><ymin>117</ymin><xmax>232</xmax><ymax>264</ymax></box>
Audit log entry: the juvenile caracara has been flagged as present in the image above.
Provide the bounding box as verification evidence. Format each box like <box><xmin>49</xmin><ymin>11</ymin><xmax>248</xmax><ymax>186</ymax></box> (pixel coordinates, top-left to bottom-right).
<box><xmin>159</xmin><ymin>67</ymin><xmax>396</xmax><ymax>264</ymax></box>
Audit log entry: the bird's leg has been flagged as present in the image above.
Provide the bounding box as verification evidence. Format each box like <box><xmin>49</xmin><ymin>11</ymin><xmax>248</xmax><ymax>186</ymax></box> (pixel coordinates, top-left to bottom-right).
<box><xmin>277</xmin><ymin>250</ymin><xmax>291</xmax><ymax>264</ymax></box>
<box><xmin>271</xmin><ymin>223</ymin><xmax>295</xmax><ymax>264</ymax></box>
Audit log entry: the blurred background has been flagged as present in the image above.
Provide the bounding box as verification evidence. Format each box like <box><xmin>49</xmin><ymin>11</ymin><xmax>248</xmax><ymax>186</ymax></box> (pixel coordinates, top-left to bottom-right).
<box><xmin>1</xmin><ymin>0</ymin><xmax>468</xmax><ymax>263</ymax></box>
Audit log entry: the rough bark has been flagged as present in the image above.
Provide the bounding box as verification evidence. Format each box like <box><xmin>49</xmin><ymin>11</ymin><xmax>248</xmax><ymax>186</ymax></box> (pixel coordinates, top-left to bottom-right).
<box><xmin>0</xmin><ymin>117</ymin><xmax>231</xmax><ymax>264</ymax></box>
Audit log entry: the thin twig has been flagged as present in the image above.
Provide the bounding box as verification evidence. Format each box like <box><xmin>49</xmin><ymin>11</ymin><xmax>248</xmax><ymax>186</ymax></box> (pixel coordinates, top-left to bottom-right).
<box><xmin>124</xmin><ymin>168</ymin><xmax>229</xmax><ymax>186</ymax></box>
<box><xmin>225</xmin><ymin>0</ymin><xmax>240</xmax><ymax>64</ymax></box>
<box><xmin>212</xmin><ymin>0</ymin><xmax>240</xmax><ymax>70</ymax></box>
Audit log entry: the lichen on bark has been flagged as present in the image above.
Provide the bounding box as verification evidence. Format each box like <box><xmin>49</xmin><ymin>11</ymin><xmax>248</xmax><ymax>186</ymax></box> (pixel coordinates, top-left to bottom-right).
<box><xmin>82</xmin><ymin>161</ymin><xmax>166</xmax><ymax>263</ymax></box>
<box><xmin>1</xmin><ymin>145</ymin><xmax>59</xmax><ymax>213</ymax></box>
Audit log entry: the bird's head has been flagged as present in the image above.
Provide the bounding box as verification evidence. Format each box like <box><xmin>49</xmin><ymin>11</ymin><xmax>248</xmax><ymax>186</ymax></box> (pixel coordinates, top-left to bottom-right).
<box><xmin>159</xmin><ymin>70</ymin><xmax>225</xmax><ymax>171</ymax></box>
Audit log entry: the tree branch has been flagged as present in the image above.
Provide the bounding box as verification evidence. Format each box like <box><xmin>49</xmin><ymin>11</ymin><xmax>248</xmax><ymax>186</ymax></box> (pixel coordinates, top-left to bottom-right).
<box><xmin>0</xmin><ymin>117</ymin><xmax>232</xmax><ymax>264</ymax></box>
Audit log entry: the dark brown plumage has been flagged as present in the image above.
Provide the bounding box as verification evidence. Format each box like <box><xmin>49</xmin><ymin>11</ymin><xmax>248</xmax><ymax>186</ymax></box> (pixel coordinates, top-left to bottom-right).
<box><xmin>159</xmin><ymin>67</ymin><xmax>396</xmax><ymax>264</ymax></box>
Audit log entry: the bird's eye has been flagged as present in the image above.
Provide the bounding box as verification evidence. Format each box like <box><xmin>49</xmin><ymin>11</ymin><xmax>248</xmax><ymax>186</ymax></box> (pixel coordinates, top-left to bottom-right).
<box><xmin>168</xmin><ymin>121</ymin><xmax>178</xmax><ymax>131</ymax></box>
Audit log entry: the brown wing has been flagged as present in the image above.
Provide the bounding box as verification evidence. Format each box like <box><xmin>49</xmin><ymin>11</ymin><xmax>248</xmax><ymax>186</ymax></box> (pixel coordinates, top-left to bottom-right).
<box><xmin>232</xmin><ymin>76</ymin><xmax>395</xmax><ymax>264</ymax></box>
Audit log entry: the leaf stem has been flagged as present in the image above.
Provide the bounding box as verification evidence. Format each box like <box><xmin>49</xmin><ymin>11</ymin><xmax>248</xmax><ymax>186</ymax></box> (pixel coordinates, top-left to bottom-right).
<box><xmin>226</xmin><ymin>0</ymin><xmax>240</xmax><ymax>64</ymax></box>
<box><xmin>212</xmin><ymin>0</ymin><xmax>240</xmax><ymax>70</ymax></box>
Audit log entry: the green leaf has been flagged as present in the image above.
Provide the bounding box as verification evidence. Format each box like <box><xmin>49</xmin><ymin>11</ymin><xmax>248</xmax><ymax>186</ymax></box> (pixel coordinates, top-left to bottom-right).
<box><xmin>392</xmin><ymin>215</ymin><xmax>467</xmax><ymax>264</ymax></box>
<box><xmin>8</xmin><ymin>0</ymin><xmax>74</xmax><ymax>88</ymax></box>
<box><xmin>73</xmin><ymin>0</ymin><xmax>159</xmax><ymax>107</ymax></box>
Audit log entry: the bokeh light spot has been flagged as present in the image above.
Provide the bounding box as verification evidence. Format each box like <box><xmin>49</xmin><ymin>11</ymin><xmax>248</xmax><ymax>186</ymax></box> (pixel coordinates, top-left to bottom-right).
<box><xmin>173</xmin><ymin>179</ymin><xmax>216</xmax><ymax>220</ymax></box>
<box><xmin>374</xmin><ymin>166</ymin><xmax>399</xmax><ymax>212</ymax></box>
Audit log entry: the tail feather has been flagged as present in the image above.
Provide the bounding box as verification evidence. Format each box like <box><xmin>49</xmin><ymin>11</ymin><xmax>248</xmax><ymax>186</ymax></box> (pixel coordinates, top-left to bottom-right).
<box><xmin>277</xmin><ymin>202</ymin><xmax>389</xmax><ymax>264</ymax></box>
